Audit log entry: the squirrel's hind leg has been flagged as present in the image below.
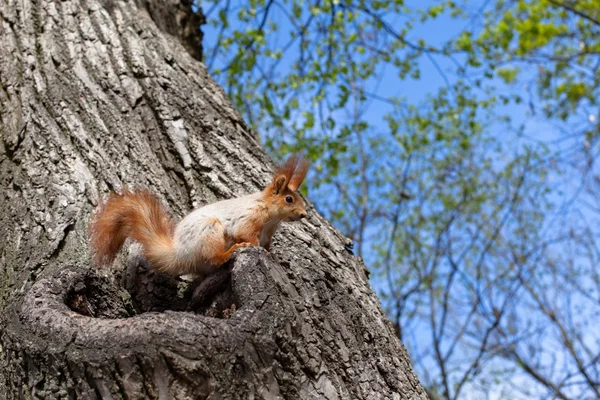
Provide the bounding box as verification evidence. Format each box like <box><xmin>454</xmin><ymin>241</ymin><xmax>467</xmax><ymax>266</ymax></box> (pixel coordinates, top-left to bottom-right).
<box><xmin>200</xmin><ymin>218</ymin><xmax>252</xmax><ymax>267</ymax></box>
<box><xmin>209</xmin><ymin>242</ymin><xmax>253</xmax><ymax>266</ymax></box>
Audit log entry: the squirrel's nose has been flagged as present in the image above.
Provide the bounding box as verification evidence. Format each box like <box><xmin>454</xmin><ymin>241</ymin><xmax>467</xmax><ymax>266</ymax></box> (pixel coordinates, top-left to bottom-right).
<box><xmin>299</xmin><ymin>212</ymin><xmax>307</xmax><ymax>220</ymax></box>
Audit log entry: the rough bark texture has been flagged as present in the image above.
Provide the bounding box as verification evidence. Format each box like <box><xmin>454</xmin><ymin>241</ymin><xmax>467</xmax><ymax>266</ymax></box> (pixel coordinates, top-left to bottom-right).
<box><xmin>0</xmin><ymin>0</ymin><xmax>428</xmax><ymax>398</ymax></box>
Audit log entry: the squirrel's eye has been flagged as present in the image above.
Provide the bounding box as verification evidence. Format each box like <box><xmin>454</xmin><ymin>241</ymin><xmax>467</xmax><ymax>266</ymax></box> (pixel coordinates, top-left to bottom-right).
<box><xmin>285</xmin><ymin>196</ymin><xmax>293</xmax><ymax>203</ymax></box>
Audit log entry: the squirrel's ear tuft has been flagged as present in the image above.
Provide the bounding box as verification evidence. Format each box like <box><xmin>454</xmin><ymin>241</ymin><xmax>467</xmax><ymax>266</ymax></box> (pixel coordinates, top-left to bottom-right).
<box><xmin>288</xmin><ymin>157</ymin><xmax>309</xmax><ymax>191</ymax></box>
<box><xmin>272</xmin><ymin>175</ymin><xmax>288</xmax><ymax>194</ymax></box>
<box><xmin>274</xmin><ymin>153</ymin><xmax>310</xmax><ymax>192</ymax></box>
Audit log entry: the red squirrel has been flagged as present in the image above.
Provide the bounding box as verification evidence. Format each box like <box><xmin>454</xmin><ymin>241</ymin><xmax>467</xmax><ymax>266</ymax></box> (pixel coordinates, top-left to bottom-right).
<box><xmin>90</xmin><ymin>154</ymin><xmax>309</xmax><ymax>278</ymax></box>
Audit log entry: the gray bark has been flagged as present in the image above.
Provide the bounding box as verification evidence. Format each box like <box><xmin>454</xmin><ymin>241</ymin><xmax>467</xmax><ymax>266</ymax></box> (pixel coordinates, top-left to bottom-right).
<box><xmin>0</xmin><ymin>0</ymin><xmax>428</xmax><ymax>398</ymax></box>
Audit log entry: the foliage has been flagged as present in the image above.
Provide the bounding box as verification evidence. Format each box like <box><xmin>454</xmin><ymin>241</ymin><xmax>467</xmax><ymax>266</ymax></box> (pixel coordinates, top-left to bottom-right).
<box><xmin>200</xmin><ymin>0</ymin><xmax>600</xmax><ymax>398</ymax></box>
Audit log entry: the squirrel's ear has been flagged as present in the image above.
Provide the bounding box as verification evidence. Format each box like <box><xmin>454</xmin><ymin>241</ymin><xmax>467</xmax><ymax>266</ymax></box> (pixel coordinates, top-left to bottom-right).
<box><xmin>272</xmin><ymin>175</ymin><xmax>288</xmax><ymax>195</ymax></box>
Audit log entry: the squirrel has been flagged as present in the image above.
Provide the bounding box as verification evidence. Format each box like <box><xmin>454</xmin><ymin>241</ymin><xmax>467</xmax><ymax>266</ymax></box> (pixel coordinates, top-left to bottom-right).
<box><xmin>90</xmin><ymin>154</ymin><xmax>309</xmax><ymax>278</ymax></box>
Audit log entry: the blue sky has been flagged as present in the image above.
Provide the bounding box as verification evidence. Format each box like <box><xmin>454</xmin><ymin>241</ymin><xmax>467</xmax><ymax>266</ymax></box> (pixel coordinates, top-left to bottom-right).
<box><xmin>198</xmin><ymin>1</ymin><xmax>598</xmax><ymax>398</ymax></box>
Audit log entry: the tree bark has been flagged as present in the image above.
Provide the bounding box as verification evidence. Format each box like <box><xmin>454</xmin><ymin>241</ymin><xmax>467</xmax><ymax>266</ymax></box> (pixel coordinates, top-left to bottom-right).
<box><xmin>0</xmin><ymin>0</ymin><xmax>428</xmax><ymax>398</ymax></box>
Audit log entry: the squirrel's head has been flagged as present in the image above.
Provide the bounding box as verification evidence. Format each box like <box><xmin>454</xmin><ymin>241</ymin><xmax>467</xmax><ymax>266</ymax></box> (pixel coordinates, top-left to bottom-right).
<box><xmin>265</xmin><ymin>153</ymin><xmax>310</xmax><ymax>222</ymax></box>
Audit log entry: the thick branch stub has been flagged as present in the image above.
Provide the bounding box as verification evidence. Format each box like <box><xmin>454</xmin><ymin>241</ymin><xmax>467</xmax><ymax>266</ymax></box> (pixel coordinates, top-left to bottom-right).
<box><xmin>0</xmin><ymin>248</ymin><xmax>294</xmax><ymax>399</ymax></box>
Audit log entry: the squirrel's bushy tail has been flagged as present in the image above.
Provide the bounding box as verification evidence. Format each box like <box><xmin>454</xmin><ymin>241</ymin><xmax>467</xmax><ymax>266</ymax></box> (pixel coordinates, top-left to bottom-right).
<box><xmin>90</xmin><ymin>190</ymin><xmax>175</xmax><ymax>271</ymax></box>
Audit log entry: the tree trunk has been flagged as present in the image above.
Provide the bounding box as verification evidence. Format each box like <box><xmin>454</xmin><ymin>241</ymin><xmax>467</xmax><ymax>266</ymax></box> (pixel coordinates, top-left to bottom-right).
<box><xmin>0</xmin><ymin>0</ymin><xmax>428</xmax><ymax>398</ymax></box>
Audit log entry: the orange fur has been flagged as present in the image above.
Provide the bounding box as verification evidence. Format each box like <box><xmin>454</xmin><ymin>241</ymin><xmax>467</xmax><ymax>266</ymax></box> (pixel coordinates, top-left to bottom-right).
<box><xmin>210</xmin><ymin>242</ymin><xmax>254</xmax><ymax>266</ymax></box>
<box><xmin>90</xmin><ymin>190</ymin><xmax>175</xmax><ymax>270</ymax></box>
<box><xmin>234</xmin><ymin>208</ymin><xmax>268</xmax><ymax>245</ymax></box>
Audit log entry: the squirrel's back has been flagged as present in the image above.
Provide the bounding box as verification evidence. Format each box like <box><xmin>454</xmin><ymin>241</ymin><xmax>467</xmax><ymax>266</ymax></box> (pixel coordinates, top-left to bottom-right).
<box><xmin>176</xmin><ymin>192</ymin><xmax>262</xmax><ymax>239</ymax></box>
<box><xmin>90</xmin><ymin>190</ymin><xmax>176</xmax><ymax>272</ymax></box>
